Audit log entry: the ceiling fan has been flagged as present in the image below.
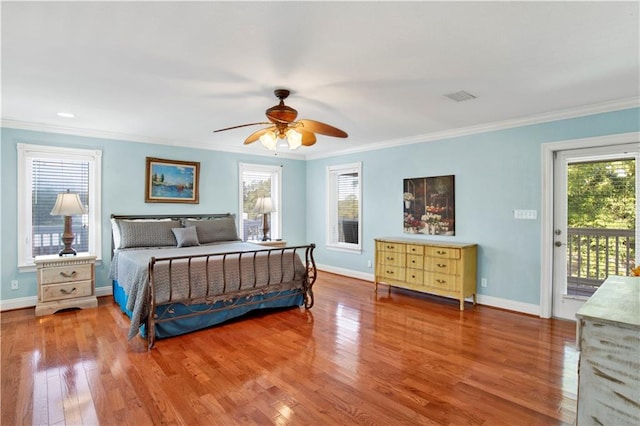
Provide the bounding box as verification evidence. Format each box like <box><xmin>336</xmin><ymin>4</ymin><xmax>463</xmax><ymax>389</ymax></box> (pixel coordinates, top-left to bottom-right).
<box><xmin>213</xmin><ymin>89</ymin><xmax>348</xmax><ymax>150</ymax></box>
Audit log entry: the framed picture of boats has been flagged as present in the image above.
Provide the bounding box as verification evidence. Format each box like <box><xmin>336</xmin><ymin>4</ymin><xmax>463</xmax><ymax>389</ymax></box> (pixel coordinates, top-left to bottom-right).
<box><xmin>145</xmin><ymin>157</ymin><xmax>200</xmax><ymax>203</ymax></box>
<box><xmin>403</xmin><ymin>175</ymin><xmax>455</xmax><ymax>235</ymax></box>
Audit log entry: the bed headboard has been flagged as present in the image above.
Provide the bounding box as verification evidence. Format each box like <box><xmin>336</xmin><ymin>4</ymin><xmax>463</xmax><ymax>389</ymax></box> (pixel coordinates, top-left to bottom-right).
<box><xmin>110</xmin><ymin>213</ymin><xmax>236</xmax><ymax>256</ymax></box>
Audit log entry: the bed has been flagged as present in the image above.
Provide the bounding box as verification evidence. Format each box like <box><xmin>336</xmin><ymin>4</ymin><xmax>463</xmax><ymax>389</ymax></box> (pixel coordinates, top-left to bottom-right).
<box><xmin>108</xmin><ymin>213</ymin><xmax>317</xmax><ymax>349</ymax></box>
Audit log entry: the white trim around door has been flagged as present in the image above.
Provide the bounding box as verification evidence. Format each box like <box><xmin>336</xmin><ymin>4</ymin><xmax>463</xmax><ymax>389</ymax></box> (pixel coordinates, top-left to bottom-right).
<box><xmin>540</xmin><ymin>132</ymin><xmax>640</xmax><ymax>318</ymax></box>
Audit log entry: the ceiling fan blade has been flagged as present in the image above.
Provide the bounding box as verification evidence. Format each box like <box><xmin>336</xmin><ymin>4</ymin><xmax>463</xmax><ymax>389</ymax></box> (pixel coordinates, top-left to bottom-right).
<box><xmin>297</xmin><ymin>119</ymin><xmax>348</xmax><ymax>138</ymax></box>
<box><xmin>213</xmin><ymin>122</ymin><xmax>270</xmax><ymax>133</ymax></box>
<box><xmin>298</xmin><ymin>129</ymin><xmax>317</xmax><ymax>146</ymax></box>
<box><xmin>244</xmin><ymin>127</ymin><xmax>276</xmax><ymax>145</ymax></box>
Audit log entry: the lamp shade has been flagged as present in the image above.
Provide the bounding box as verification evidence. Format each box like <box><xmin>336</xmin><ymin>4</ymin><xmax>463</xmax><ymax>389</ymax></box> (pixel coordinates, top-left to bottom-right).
<box><xmin>254</xmin><ymin>197</ymin><xmax>275</xmax><ymax>214</ymax></box>
<box><xmin>259</xmin><ymin>131</ymin><xmax>278</xmax><ymax>151</ymax></box>
<box><xmin>286</xmin><ymin>129</ymin><xmax>302</xmax><ymax>150</ymax></box>
<box><xmin>50</xmin><ymin>191</ymin><xmax>87</xmax><ymax>216</ymax></box>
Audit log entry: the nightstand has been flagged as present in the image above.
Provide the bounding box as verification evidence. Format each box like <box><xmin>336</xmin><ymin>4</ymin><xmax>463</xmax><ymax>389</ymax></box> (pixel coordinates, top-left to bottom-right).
<box><xmin>34</xmin><ymin>254</ymin><xmax>98</xmax><ymax>316</ymax></box>
<box><xmin>252</xmin><ymin>240</ymin><xmax>287</xmax><ymax>248</ymax></box>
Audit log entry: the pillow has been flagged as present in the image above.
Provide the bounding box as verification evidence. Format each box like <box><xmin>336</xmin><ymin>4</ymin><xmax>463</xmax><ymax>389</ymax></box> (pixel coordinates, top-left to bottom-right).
<box><xmin>111</xmin><ymin>218</ymin><xmax>175</xmax><ymax>249</ymax></box>
<box><xmin>185</xmin><ymin>216</ymin><xmax>238</xmax><ymax>243</ymax></box>
<box><xmin>172</xmin><ymin>226</ymin><xmax>200</xmax><ymax>248</ymax></box>
<box><xmin>115</xmin><ymin>219</ymin><xmax>181</xmax><ymax>248</ymax></box>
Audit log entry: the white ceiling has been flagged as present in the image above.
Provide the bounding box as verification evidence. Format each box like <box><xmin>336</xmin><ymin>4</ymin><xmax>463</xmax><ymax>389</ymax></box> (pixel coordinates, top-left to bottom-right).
<box><xmin>2</xmin><ymin>1</ymin><xmax>639</xmax><ymax>159</ymax></box>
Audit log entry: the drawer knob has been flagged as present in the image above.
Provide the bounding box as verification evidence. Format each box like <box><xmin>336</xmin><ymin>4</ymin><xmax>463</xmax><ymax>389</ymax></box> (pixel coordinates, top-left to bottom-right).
<box><xmin>411</xmin><ymin>260</ymin><xmax>416</xmax><ymax>264</ymax></box>
<box><xmin>437</xmin><ymin>263</ymin><xmax>446</xmax><ymax>268</ymax></box>
<box><xmin>386</xmin><ymin>256</ymin><xmax>394</xmax><ymax>261</ymax></box>
<box><xmin>436</xmin><ymin>279</ymin><xmax>446</xmax><ymax>284</ymax></box>
<box><xmin>60</xmin><ymin>271</ymin><xmax>77</xmax><ymax>278</ymax></box>
<box><xmin>436</xmin><ymin>250</ymin><xmax>446</xmax><ymax>255</ymax></box>
<box><xmin>60</xmin><ymin>287</ymin><xmax>77</xmax><ymax>295</ymax></box>
<box><xmin>387</xmin><ymin>270</ymin><xmax>394</xmax><ymax>274</ymax></box>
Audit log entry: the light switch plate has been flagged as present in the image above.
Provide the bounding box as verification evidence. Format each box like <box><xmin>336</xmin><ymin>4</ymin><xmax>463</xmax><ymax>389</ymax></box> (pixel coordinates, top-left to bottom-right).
<box><xmin>514</xmin><ymin>209</ymin><xmax>537</xmax><ymax>220</ymax></box>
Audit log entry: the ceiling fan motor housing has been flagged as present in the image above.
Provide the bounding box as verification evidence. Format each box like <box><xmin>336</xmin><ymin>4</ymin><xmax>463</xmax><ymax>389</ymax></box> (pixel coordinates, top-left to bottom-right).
<box><xmin>266</xmin><ymin>89</ymin><xmax>298</xmax><ymax>131</ymax></box>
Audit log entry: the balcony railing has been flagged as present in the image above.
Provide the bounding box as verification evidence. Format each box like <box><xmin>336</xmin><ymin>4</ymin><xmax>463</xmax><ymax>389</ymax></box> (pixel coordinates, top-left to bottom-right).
<box><xmin>33</xmin><ymin>224</ymin><xmax>88</xmax><ymax>257</ymax></box>
<box><xmin>567</xmin><ymin>227</ymin><xmax>636</xmax><ymax>297</ymax></box>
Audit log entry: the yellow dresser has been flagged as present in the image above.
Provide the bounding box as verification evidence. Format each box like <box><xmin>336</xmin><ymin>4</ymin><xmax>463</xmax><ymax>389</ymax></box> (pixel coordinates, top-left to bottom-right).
<box><xmin>375</xmin><ymin>238</ymin><xmax>477</xmax><ymax>310</ymax></box>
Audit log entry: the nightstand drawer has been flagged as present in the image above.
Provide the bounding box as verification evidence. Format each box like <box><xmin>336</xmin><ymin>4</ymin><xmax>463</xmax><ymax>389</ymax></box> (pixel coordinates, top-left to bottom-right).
<box><xmin>41</xmin><ymin>280</ymin><xmax>93</xmax><ymax>302</ymax></box>
<box><xmin>40</xmin><ymin>263</ymin><xmax>93</xmax><ymax>285</ymax></box>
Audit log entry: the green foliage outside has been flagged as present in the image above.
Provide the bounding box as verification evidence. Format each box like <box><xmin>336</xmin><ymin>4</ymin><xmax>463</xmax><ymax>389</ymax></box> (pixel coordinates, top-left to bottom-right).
<box><xmin>568</xmin><ymin>159</ymin><xmax>635</xmax><ymax>229</ymax></box>
<box><xmin>338</xmin><ymin>195</ymin><xmax>359</xmax><ymax>219</ymax></box>
<box><xmin>566</xmin><ymin>159</ymin><xmax>636</xmax><ymax>285</ymax></box>
<box><xmin>243</xmin><ymin>179</ymin><xmax>271</xmax><ymax>220</ymax></box>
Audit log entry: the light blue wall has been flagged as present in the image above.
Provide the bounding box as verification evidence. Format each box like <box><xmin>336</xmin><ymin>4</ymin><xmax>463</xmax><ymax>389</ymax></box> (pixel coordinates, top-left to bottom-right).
<box><xmin>0</xmin><ymin>128</ymin><xmax>307</xmax><ymax>301</ymax></box>
<box><xmin>2</xmin><ymin>107</ymin><xmax>639</xmax><ymax>307</ymax></box>
<box><xmin>306</xmin><ymin>108</ymin><xmax>640</xmax><ymax>305</ymax></box>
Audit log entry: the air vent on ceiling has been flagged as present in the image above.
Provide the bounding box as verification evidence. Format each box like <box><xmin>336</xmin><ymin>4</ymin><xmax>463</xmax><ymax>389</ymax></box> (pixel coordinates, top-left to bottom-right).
<box><xmin>444</xmin><ymin>90</ymin><xmax>477</xmax><ymax>102</ymax></box>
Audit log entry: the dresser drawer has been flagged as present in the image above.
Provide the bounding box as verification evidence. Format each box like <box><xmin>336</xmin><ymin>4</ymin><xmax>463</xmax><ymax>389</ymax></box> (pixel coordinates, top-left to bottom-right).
<box><xmin>379</xmin><ymin>266</ymin><xmax>406</xmax><ymax>282</ymax></box>
<box><xmin>406</xmin><ymin>244</ymin><xmax>424</xmax><ymax>255</ymax></box>
<box><xmin>380</xmin><ymin>252</ymin><xmax>406</xmax><ymax>267</ymax></box>
<box><xmin>407</xmin><ymin>254</ymin><xmax>424</xmax><ymax>269</ymax></box>
<box><xmin>424</xmin><ymin>273</ymin><xmax>456</xmax><ymax>291</ymax></box>
<box><xmin>425</xmin><ymin>258</ymin><xmax>458</xmax><ymax>275</ymax></box>
<box><xmin>41</xmin><ymin>280</ymin><xmax>93</xmax><ymax>302</ymax></box>
<box><xmin>377</xmin><ymin>241</ymin><xmax>404</xmax><ymax>253</ymax></box>
<box><xmin>406</xmin><ymin>269</ymin><xmax>424</xmax><ymax>285</ymax></box>
<box><xmin>425</xmin><ymin>246</ymin><xmax>461</xmax><ymax>260</ymax></box>
<box><xmin>40</xmin><ymin>263</ymin><xmax>93</xmax><ymax>285</ymax></box>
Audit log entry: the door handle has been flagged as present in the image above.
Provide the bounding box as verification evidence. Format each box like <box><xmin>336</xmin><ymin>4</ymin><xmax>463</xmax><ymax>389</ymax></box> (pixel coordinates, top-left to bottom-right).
<box><xmin>554</xmin><ymin>241</ymin><xmax>563</xmax><ymax>247</ymax></box>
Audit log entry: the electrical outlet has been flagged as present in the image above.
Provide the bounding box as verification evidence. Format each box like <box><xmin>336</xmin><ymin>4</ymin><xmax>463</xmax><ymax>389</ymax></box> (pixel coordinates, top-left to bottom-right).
<box><xmin>481</xmin><ymin>278</ymin><xmax>487</xmax><ymax>288</ymax></box>
<box><xmin>11</xmin><ymin>280</ymin><xmax>19</xmax><ymax>290</ymax></box>
<box><xmin>367</xmin><ymin>260</ymin><xmax>372</xmax><ymax>268</ymax></box>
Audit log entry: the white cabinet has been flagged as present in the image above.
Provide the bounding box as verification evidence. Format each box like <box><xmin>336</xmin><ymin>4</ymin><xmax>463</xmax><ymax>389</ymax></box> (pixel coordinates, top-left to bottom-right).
<box><xmin>575</xmin><ymin>275</ymin><xmax>640</xmax><ymax>425</ymax></box>
<box><xmin>35</xmin><ymin>254</ymin><xmax>97</xmax><ymax>316</ymax></box>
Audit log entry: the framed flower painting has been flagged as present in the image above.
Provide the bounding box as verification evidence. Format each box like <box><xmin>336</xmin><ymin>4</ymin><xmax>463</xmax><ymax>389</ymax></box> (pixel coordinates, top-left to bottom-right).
<box><xmin>403</xmin><ymin>175</ymin><xmax>455</xmax><ymax>235</ymax></box>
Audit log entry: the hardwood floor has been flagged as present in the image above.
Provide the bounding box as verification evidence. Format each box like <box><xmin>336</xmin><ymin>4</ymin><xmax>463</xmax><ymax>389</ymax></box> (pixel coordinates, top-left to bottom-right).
<box><xmin>1</xmin><ymin>272</ymin><xmax>578</xmax><ymax>425</ymax></box>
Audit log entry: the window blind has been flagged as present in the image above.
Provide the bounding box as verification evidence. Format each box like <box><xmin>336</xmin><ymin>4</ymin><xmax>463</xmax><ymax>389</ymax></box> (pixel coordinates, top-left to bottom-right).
<box><xmin>31</xmin><ymin>158</ymin><xmax>89</xmax><ymax>255</ymax></box>
<box><xmin>337</xmin><ymin>172</ymin><xmax>359</xmax><ymax>243</ymax></box>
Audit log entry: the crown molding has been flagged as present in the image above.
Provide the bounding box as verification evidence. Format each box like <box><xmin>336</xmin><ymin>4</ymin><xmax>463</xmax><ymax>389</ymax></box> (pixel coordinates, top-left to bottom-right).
<box><xmin>304</xmin><ymin>97</ymin><xmax>640</xmax><ymax>160</ymax></box>
<box><xmin>3</xmin><ymin>97</ymin><xmax>638</xmax><ymax>162</ymax></box>
<box><xmin>0</xmin><ymin>119</ymin><xmax>306</xmax><ymax>160</ymax></box>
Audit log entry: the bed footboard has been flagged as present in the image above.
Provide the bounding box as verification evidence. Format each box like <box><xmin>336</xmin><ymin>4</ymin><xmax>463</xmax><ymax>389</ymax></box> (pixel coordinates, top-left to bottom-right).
<box><xmin>146</xmin><ymin>244</ymin><xmax>316</xmax><ymax>349</ymax></box>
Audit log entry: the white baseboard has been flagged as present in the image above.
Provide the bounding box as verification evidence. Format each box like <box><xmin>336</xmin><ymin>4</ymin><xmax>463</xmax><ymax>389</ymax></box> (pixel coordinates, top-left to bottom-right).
<box><xmin>317</xmin><ymin>264</ymin><xmax>542</xmax><ymax>316</ymax></box>
<box><xmin>0</xmin><ymin>295</ymin><xmax>37</xmax><ymax>312</ymax></box>
<box><xmin>475</xmin><ymin>294</ymin><xmax>540</xmax><ymax>316</ymax></box>
<box><xmin>317</xmin><ymin>263</ymin><xmax>375</xmax><ymax>282</ymax></box>
<box><xmin>0</xmin><ymin>285</ymin><xmax>113</xmax><ymax>312</ymax></box>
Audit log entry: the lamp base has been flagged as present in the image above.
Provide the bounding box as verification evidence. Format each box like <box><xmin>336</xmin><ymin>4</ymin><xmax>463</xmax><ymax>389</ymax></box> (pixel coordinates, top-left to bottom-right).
<box><xmin>261</xmin><ymin>213</ymin><xmax>270</xmax><ymax>241</ymax></box>
<box><xmin>59</xmin><ymin>247</ymin><xmax>77</xmax><ymax>256</ymax></box>
<box><xmin>59</xmin><ymin>216</ymin><xmax>77</xmax><ymax>256</ymax></box>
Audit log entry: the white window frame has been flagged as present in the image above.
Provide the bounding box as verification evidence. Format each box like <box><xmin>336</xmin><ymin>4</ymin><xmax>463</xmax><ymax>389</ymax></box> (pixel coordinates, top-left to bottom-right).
<box><xmin>17</xmin><ymin>143</ymin><xmax>102</xmax><ymax>271</ymax></box>
<box><xmin>238</xmin><ymin>163</ymin><xmax>282</xmax><ymax>241</ymax></box>
<box><xmin>326</xmin><ymin>162</ymin><xmax>362</xmax><ymax>253</ymax></box>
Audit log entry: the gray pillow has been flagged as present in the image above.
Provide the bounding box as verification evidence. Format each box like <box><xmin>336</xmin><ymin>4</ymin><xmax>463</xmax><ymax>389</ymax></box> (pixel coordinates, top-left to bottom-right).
<box><xmin>116</xmin><ymin>219</ymin><xmax>180</xmax><ymax>248</ymax></box>
<box><xmin>172</xmin><ymin>226</ymin><xmax>200</xmax><ymax>247</ymax></box>
<box><xmin>185</xmin><ymin>216</ymin><xmax>238</xmax><ymax>243</ymax></box>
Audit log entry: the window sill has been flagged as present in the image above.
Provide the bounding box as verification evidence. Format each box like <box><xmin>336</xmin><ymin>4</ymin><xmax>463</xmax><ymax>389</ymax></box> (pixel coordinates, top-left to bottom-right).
<box><xmin>326</xmin><ymin>243</ymin><xmax>362</xmax><ymax>254</ymax></box>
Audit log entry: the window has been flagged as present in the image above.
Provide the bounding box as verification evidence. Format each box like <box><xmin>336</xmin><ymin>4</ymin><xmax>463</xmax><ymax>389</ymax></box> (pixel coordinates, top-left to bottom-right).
<box><xmin>327</xmin><ymin>162</ymin><xmax>362</xmax><ymax>252</ymax></box>
<box><xmin>238</xmin><ymin>163</ymin><xmax>281</xmax><ymax>241</ymax></box>
<box><xmin>17</xmin><ymin>144</ymin><xmax>102</xmax><ymax>269</ymax></box>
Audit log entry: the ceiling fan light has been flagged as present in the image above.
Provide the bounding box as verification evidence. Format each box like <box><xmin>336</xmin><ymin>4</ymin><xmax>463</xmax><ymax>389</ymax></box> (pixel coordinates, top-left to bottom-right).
<box><xmin>259</xmin><ymin>131</ymin><xmax>277</xmax><ymax>150</ymax></box>
<box><xmin>286</xmin><ymin>129</ymin><xmax>302</xmax><ymax>150</ymax></box>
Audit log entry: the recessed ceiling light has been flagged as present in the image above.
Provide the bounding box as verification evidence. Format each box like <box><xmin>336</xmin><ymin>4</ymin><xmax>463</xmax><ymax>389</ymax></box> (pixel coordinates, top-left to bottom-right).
<box><xmin>56</xmin><ymin>112</ymin><xmax>75</xmax><ymax>118</ymax></box>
